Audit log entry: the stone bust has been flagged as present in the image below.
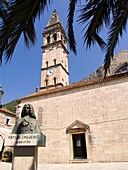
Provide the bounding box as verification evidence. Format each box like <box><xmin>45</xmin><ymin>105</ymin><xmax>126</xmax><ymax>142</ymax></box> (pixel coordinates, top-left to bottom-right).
<box><xmin>12</xmin><ymin>104</ymin><xmax>42</xmax><ymax>134</ymax></box>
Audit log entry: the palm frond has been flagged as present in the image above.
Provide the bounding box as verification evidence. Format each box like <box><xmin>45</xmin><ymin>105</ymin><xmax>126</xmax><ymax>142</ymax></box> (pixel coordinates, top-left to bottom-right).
<box><xmin>0</xmin><ymin>0</ymin><xmax>9</xmax><ymax>21</ymax></box>
<box><xmin>104</xmin><ymin>0</ymin><xmax>128</xmax><ymax>76</ymax></box>
<box><xmin>78</xmin><ymin>0</ymin><xmax>115</xmax><ymax>50</ymax></box>
<box><xmin>0</xmin><ymin>0</ymin><xmax>52</xmax><ymax>63</ymax></box>
<box><xmin>67</xmin><ymin>0</ymin><xmax>79</xmax><ymax>55</ymax></box>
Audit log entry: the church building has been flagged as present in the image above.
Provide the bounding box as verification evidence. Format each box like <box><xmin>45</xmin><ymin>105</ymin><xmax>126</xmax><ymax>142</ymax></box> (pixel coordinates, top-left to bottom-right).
<box><xmin>17</xmin><ymin>10</ymin><xmax>128</xmax><ymax>164</ymax></box>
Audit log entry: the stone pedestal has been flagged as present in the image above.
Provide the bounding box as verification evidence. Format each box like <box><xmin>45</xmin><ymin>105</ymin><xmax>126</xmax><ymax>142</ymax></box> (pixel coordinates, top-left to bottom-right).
<box><xmin>12</xmin><ymin>147</ymin><xmax>38</xmax><ymax>170</ymax></box>
<box><xmin>5</xmin><ymin>134</ymin><xmax>46</xmax><ymax>170</ymax></box>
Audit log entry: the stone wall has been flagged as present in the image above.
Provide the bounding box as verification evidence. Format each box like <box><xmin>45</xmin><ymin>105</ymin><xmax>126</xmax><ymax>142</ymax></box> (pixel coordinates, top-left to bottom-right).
<box><xmin>0</xmin><ymin>109</ymin><xmax>16</xmax><ymax>144</ymax></box>
<box><xmin>20</xmin><ymin>76</ymin><xmax>128</xmax><ymax>163</ymax></box>
<box><xmin>0</xmin><ymin>110</ymin><xmax>15</xmax><ymax>130</ymax></box>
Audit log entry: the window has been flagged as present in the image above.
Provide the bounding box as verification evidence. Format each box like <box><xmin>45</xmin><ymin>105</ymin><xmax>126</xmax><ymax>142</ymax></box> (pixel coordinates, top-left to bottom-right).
<box><xmin>53</xmin><ymin>33</ymin><xmax>57</xmax><ymax>41</ymax></box>
<box><xmin>5</xmin><ymin>118</ymin><xmax>11</xmax><ymax>126</ymax></box>
<box><xmin>115</xmin><ymin>65</ymin><xmax>128</xmax><ymax>74</ymax></box>
<box><xmin>54</xmin><ymin>59</ymin><xmax>56</xmax><ymax>65</ymax></box>
<box><xmin>47</xmin><ymin>36</ymin><xmax>50</xmax><ymax>44</ymax></box>
<box><xmin>46</xmin><ymin>61</ymin><xmax>48</xmax><ymax>68</ymax></box>
<box><xmin>45</xmin><ymin>79</ymin><xmax>48</xmax><ymax>86</ymax></box>
<box><xmin>53</xmin><ymin>77</ymin><xmax>57</xmax><ymax>85</ymax></box>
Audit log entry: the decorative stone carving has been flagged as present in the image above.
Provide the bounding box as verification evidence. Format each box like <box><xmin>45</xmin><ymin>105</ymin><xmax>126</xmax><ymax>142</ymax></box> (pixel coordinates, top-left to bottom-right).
<box><xmin>66</xmin><ymin>120</ymin><xmax>89</xmax><ymax>133</ymax></box>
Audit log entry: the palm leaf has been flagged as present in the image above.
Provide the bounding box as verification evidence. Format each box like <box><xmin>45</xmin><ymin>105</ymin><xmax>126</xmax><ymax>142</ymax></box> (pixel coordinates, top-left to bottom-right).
<box><xmin>104</xmin><ymin>0</ymin><xmax>128</xmax><ymax>76</ymax></box>
<box><xmin>0</xmin><ymin>0</ymin><xmax>9</xmax><ymax>21</ymax></box>
<box><xmin>67</xmin><ymin>0</ymin><xmax>79</xmax><ymax>55</ymax></box>
<box><xmin>78</xmin><ymin>0</ymin><xmax>116</xmax><ymax>50</ymax></box>
<box><xmin>0</xmin><ymin>0</ymin><xmax>52</xmax><ymax>63</ymax></box>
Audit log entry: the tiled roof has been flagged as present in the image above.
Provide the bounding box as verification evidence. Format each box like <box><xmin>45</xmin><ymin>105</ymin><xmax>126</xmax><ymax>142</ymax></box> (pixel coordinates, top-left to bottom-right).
<box><xmin>20</xmin><ymin>71</ymin><xmax>128</xmax><ymax>101</ymax></box>
<box><xmin>0</xmin><ymin>107</ymin><xmax>15</xmax><ymax>116</ymax></box>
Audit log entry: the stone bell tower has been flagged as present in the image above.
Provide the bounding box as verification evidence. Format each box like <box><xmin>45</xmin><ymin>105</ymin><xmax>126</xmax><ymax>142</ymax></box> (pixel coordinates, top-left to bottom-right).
<box><xmin>40</xmin><ymin>9</ymin><xmax>69</xmax><ymax>90</ymax></box>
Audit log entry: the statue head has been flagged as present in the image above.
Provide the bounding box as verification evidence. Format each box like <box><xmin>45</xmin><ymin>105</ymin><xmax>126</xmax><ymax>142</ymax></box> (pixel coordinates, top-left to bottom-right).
<box><xmin>21</xmin><ymin>104</ymin><xmax>36</xmax><ymax>119</ymax></box>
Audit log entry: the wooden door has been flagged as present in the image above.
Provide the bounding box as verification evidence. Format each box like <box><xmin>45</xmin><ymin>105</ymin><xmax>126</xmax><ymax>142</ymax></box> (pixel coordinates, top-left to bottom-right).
<box><xmin>72</xmin><ymin>133</ymin><xmax>87</xmax><ymax>159</ymax></box>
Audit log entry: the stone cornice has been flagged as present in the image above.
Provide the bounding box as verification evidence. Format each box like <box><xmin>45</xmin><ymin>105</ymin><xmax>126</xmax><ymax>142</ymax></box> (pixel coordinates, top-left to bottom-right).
<box><xmin>42</xmin><ymin>40</ymin><xmax>69</xmax><ymax>55</ymax></box>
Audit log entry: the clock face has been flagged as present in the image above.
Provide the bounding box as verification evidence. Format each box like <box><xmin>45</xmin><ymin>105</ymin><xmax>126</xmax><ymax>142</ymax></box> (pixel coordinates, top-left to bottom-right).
<box><xmin>47</xmin><ymin>69</ymin><xmax>54</xmax><ymax>75</ymax></box>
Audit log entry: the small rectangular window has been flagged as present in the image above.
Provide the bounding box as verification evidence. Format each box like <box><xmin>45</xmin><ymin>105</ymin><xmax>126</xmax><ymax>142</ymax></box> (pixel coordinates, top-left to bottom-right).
<box><xmin>5</xmin><ymin>118</ymin><xmax>11</xmax><ymax>126</ymax></box>
<box><xmin>46</xmin><ymin>61</ymin><xmax>48</xmax><ymax>68</ymax></box>
<box><xmin>76</xmin><ymin>139</ymin><xmax>81</xmax><ymax>147</ymax></box>
<box><xmin>54</xmin><ymin>59</ymin><xmax>56</xmax><ymax>65</ymax></box>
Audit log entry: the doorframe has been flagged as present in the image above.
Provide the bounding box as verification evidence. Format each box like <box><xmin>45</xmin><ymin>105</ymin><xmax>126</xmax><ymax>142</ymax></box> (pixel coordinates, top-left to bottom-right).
<box><xmin>66</xmin><ymin>120</ymin><xmax>91</xmax><ymax>163</ymax></box>
<box><xmin>69</xmin><ymin>130</ymin><xmax>90</xmax><ymax>162</ymax></box>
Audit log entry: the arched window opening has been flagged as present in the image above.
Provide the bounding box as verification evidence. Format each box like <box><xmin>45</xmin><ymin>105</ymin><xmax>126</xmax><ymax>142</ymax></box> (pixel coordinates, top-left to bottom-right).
<box><xmin>115</xmin><ymin>65</ymin><xmax>128</xmax><ymax>74</ymax></box>
<box><xmin>47</xmin><ymin>36</ymin><xmax>50</xmax><ymax>44</ymax></box>
<box><xmin>45</xmin><ymin>79</ymin><xmax>48</xmax><ymax>86</ymax></box>
<box><xmin>53</xmin><ymin>77</ymin><xmax>57</xmax><ymax>85</ymax></box>
<box><xmin>53</xmin><ymin>33</ymin><xmax>57</xmax><ymax>41</ymax></box>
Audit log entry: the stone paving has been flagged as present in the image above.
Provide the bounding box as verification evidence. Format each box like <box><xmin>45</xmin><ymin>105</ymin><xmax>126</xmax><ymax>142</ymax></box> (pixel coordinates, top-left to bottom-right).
<box><xmin>0</xmin><ymin>162</ymin><xmax>11</xmax><ymax>170</ymax></box>
<box><xmin>1</xmin><ymin>162</ymin><xmax>128</xmax><ymax>170</ymax></box>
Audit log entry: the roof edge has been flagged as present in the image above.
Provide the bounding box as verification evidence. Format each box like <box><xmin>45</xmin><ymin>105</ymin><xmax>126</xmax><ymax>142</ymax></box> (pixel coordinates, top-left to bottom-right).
<box><xmin>0</xmin><ymin>107</ymin><xmax>16</xmax><ymax>116</ymax></box>
<box><xmin>20</xmin><ymin>72</ymin><xmax>128</xmax><ymax>101</ymax></box>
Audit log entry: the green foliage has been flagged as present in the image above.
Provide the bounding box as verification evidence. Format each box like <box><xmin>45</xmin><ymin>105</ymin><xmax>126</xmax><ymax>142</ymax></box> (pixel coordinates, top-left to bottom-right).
<box><xmin>3</xmin><ymin>100</ymin><xmax>17</xmax><ymax>113</ymax></box>
<box><xmin>0</xmin><ymin>0</ymin><xmax>52</xmax><ymax>63</ymax></box>
<box><xmin>2</xmin><ymin>150</ymin><xmax>12</xmax><ymax>162</ymax></box>
<box><xmin>3</xmin><ymin>150</ymin><xmax>12</xmax><ymax>158</ymax></box>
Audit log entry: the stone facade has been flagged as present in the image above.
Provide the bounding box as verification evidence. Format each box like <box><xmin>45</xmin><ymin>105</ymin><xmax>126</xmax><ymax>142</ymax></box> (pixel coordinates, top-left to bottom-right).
<box><xmin>18</xmin><ymin>72</ymin><xmax>128</xmax><ymax>163</ymax></box>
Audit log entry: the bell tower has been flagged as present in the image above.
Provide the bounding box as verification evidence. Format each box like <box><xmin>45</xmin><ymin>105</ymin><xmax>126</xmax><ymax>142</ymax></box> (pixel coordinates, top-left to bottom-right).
<box><xmin>40</xmin><ymin>9</ymin><xmax>69</xmax><ymax>90</ymax></box>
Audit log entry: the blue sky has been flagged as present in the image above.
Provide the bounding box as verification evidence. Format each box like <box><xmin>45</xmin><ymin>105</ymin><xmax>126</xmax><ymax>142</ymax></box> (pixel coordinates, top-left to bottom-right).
<box><xmin>0</xmin><ymin>1</ymin><xmax>128</xmax><ymax>104</ymax></box>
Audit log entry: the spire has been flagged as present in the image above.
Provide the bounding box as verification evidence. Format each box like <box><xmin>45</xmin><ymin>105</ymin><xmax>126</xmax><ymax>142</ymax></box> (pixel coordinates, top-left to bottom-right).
<box><xmin>46</xmin><ymin>9</ymin><xmax>62</xmax><ymax>27</ymax></box>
